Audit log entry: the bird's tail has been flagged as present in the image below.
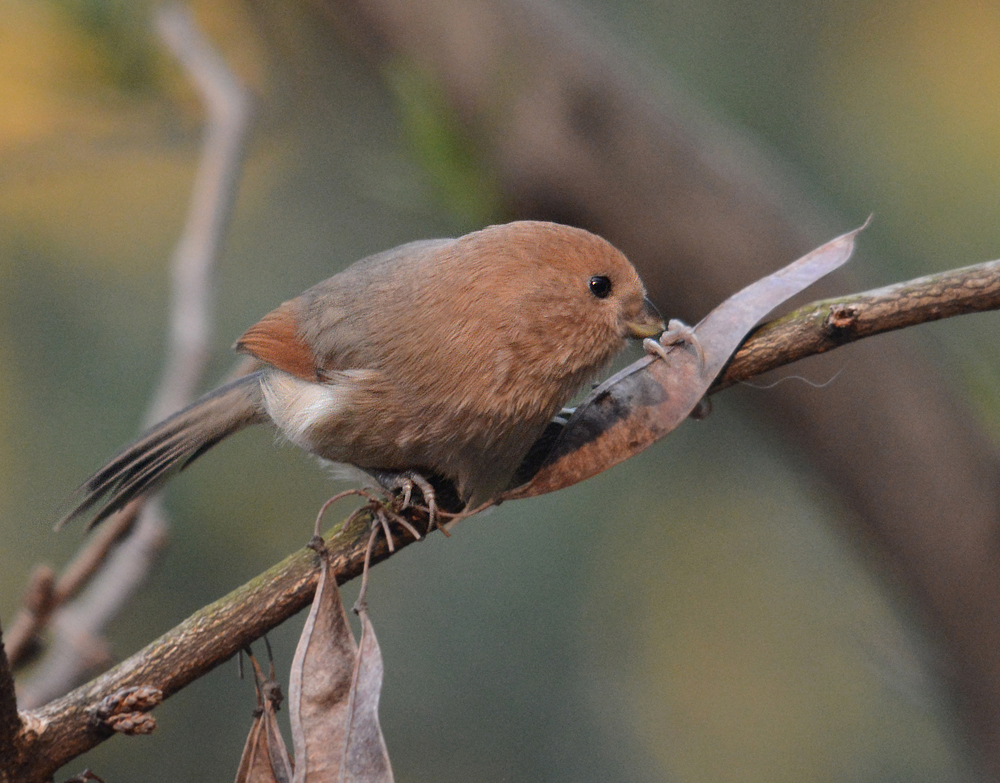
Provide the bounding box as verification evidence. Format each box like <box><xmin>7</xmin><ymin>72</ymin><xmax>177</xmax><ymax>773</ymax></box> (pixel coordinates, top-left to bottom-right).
<box><xmin>60</xmin><ymin>371</ymin><xmax>268</xmax><ymax>529</ymax></box>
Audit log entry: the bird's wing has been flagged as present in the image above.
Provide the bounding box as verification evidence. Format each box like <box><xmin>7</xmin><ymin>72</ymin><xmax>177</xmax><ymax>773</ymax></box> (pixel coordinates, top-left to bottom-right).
<box><xmin>235</xmin><ymin>300</ymin><xmax>317</xmax><ymax>381</ymax></box>
<box><xmin>235</xmin><ymin>238</ymin><xmax>454</xmax><ymax>381</ymax></box>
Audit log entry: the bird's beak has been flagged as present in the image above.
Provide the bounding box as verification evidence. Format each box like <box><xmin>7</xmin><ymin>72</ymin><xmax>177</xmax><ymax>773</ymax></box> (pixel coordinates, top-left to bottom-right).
<box><xmin>624</xmin><ymin>298</ymin><xmax>665</xmax><ymax>339</ymax></box>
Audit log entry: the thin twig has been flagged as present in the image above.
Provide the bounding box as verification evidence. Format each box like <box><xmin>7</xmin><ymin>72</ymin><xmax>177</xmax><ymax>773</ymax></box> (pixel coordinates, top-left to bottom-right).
<box><xmin>13</xmin><ymin>5</ymin><xmax>251</xmax><ymax>708</ymax></box>
<box><xmin>4</xmin><ymin>568</ymin><xmax>56</xmax><ymax>670</ymax></box>
<box><xmin>15</xmin><ymin>503</ymin><xmax>170</xmax><ymax>710</ymax></box>
<box><xmin>51</xmin><ymin>502</ymin><xmax>142</xmax><ymax>606</ymax></box>
<box><xmin>6</xmin><ymin>502</ymin><xmax>142</xmax><ymax>670</ymax></box>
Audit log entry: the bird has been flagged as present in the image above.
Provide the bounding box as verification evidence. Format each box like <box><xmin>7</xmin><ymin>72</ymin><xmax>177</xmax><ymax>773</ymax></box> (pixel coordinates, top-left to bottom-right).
<box><xmin>60</xmin><ymin>220</ymin><xmax>664</xmax><ymax>529</ymax></box>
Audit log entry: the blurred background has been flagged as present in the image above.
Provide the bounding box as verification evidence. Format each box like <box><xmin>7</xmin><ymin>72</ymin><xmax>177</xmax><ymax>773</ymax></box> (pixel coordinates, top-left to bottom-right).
<box><xmin>2</xmin><ymin>0</ymin><xmax>999</xmax><ymax>780</ymax></box>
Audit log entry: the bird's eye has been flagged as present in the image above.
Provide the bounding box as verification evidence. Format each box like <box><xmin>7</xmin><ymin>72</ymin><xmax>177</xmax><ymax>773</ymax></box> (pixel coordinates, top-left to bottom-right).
<box><xmin>588</xmin><ymin>275</ymin><xmax>612</xmax><ymax>299</ymax></box>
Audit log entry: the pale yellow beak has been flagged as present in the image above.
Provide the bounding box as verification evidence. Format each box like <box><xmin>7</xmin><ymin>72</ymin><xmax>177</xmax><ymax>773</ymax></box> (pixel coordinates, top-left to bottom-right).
<box><xmin>624</xmin><ymin>298</ymin><xmax>665</xmax><ymax>339</ymax></box>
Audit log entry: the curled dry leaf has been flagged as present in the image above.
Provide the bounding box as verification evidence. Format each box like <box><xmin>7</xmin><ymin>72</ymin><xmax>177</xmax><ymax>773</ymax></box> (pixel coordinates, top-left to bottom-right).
<box><xmin>505</xmin><ymin>222</ymin><xmax>867</xmax><ymax>499</ymax></box>
<box><xmin>289</xmin><ymin>549</ymin><xmax>393</xmax><ymax>783</ymax></box>
<box><xmin>339</xmin><ymin>605</ymin><xmax>392</xmax><ymax>783</ymax></box>
<box><xmin>289</xmin><ymin>548</ymin><xmax>357</xmax><ymax>783</ymax></box>
<box><xmin>234</xmin><ymin>654</ymin><xmax>293</xmax><ymax>783</ymax></box>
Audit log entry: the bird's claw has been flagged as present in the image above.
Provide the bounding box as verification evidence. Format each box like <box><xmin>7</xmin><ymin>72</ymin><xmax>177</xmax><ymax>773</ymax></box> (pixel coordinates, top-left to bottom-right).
<box><xmin>378</xmin><ymin>470</ymin><xmax>439</xmax><ymax>536</ymax></box>
<box><xmin>644</xmin><ymin>318</ymin><xmax>705</xmax><ymax>370</ymax></box>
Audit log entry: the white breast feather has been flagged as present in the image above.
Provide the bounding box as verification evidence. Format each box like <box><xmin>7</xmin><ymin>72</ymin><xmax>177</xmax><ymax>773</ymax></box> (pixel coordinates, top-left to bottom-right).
<box><xmin>260</xmin><ymin>370</ymin><xmax>365</xmax><ymax>450</ymax></box>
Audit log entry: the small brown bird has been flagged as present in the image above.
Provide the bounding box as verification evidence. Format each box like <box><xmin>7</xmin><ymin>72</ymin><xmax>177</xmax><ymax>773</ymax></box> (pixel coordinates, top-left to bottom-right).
<box><xmin>63</xmin><ymin>221</ymin><xmax>663</xmax><ymax>528</ymax></box>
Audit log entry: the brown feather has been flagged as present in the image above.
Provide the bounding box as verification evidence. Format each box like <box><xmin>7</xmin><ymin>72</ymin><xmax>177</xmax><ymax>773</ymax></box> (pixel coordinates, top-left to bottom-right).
<box><xmin>234</xmin><ymin>303</ymin><xmax>317</xmax><ymax>381</ymax></box>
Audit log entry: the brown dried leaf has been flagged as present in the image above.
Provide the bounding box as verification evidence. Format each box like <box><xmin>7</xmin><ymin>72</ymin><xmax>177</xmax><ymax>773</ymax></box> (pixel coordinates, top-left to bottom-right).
<box><xmin>263</xmin><ymin>682</ymin><xmax>294</xmax><ymax>783</ymax></box>
<box><xmin>234</xmin><ymin>711</ymin><xmax>277</xmax><ymax>783</ymax></box>
<box><xmin>235</xmin><ymin>655</ymin><xmax>293</xmax><ymax>783</ymax></box>
<box><xmin>506</xmin><ymin>222</ymin><xmax>867</xmax><ymax>499</ymax></box>
<box><xmin>234</xmin><ymin>713</ymin><xmax>266</xmax><ymax>783</ymax></box>
<box><xmin>339</xmin><ymin>605</ymin><xmax>393</xmax><ymax>783</ymax></box>
<box><xmin>288</xmin><ymin>550</ymin><xmax>358</xmax><ymax>783</ymax></box>
<box><xmin>287</xmin><ymin>545</ymin><xmax>395</xmax><ymax>782</ymax></box>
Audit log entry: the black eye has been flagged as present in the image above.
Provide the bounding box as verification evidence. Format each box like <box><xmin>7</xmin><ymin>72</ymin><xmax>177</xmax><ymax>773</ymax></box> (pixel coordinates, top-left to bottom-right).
<box><xmin>588</xmin><ymin>275</ymin><xmax>612</xmax><ymax>299</ymax></box>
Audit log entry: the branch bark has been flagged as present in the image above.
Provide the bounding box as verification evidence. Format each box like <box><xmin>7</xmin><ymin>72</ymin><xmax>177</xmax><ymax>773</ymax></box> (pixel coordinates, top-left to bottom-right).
<box><xmin>10</xmin><ymin>259</ymin><xmax>1000</xmax><ymax>782</ymax></box>
<box><xmin>715</xmin><ymin>258</ymin><xmax>1000</xmax><ymax>390</ymax></box>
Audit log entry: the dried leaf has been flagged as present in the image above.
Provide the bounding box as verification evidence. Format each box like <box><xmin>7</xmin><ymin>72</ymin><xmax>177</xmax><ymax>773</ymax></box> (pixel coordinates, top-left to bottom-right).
<box><xmin>287</xmin><ymin>545</ymin><xmax>395</xmax><ymax>782</ymax></box>
<box><xmin>506</xmin><ymin>222</ymin><xmax>867</xmax><ymax>499</ymax></box>
<box><xmin>263</xmin><ymin>684</ymin><xmax>294</xmax><ymax>783</ymax></box>
<box><xmin>289</xmin><ymin>550</ymin><xmax>357</xmax><ymax>783</ymax></box>
<box><xmin>233</xmin><ymin>712</ymin><xmax>275</xmax><ymax>783</ymax></box>
<box><xmin>339</xmin><ymin>605</ymin><xmax>393</xmax><ymax>783</ymax></box>
<box><xmin>235</xmin><ymin>655</ymin><xmax>293</xmax><ymax>783</ymax></box>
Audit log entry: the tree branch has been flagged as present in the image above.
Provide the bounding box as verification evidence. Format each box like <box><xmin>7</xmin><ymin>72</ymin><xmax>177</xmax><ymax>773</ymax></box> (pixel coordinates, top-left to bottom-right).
<box><xmin>6</xmin><ymin>503</ymin><xmax>142</xmax><ymax>672</ymax></box>
<box><xmin>10</xmin><ymin>258</ymin><xmax>1000</xmax><ymax>782</ymax></box>
<box><xmin>9</xmin><ymin>508</ymin><xmax>408</xmax><ymax>783</ymax></box>
<box><xmin>148</xmin><ymin>3</ymin><xmax>251</xmax><ymax>424</ymax></box>
<box><xmin>715</xmin><ymin>258</ymin><xmax>1000</xmax><ymax>390</ymax></box>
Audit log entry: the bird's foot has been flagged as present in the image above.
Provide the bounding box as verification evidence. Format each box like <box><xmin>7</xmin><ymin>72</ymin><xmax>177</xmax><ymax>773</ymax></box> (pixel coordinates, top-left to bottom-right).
<box><xmin>643</xmin><ymin>318</ymin><xmax>705</xmax><ymax>370</ymax></box>
<box><xmin>378</xmin><ymin>470</ymin><xmax>440</xmax><ymax>535</ymax></box>
<box><xmin>311</xmin><ymin>486</ymin><xmax>424</xmax><ymax>557</ymax></box>
<box><xmin>370</xmin><ymin>469</ymin><xmax>443</xmax><ymax>537</ymax></box>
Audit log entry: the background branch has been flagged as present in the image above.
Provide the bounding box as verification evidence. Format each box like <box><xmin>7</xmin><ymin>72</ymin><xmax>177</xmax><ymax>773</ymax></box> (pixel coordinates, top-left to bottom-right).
<box><xmin>148</xmin><ymin>3</ymin><xmax>251</xmax><ymax>425</ymax></box>
<box><xmin>13</xmin><ymin>5</ymin><xmax>251</xmax><ymax>711</ymax></box>
<box><xmin>11</xmin><ymin>258</ymin><xmax>1000</xmax><ymax>782</ymax></box>
<box><xmin>7</xmin><ymin>503</ymin><xmax>141</xmax><ymax>672</ymax></box>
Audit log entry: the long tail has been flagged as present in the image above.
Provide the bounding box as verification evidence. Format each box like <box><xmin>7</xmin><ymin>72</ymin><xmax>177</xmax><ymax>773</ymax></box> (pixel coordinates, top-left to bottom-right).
<box><xmin>60</xmin><ymin>371</ymin><xmax>268</xmax><ymax>529</ymax></box>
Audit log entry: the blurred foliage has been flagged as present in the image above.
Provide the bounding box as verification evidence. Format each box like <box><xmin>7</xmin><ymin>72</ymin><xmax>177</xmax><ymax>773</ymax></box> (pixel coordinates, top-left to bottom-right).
<box><xmin>50</xmin><ymin>0</ymin><xmax>158</xmax><ymax>91</ymax></box>
<box><xmin>817</xmin><ymin>1</ymin><xmax>1000</xmax><ymax>264</ymax></box>
<box><xmin>1</xmin><ymin>0</ymin><xmax>996</xmax><ymax>781</ymax></box>
<box><xmin>384</xmin><ymin>58</ymin><xmax>505</xmax><ymax>226</ymax></box>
